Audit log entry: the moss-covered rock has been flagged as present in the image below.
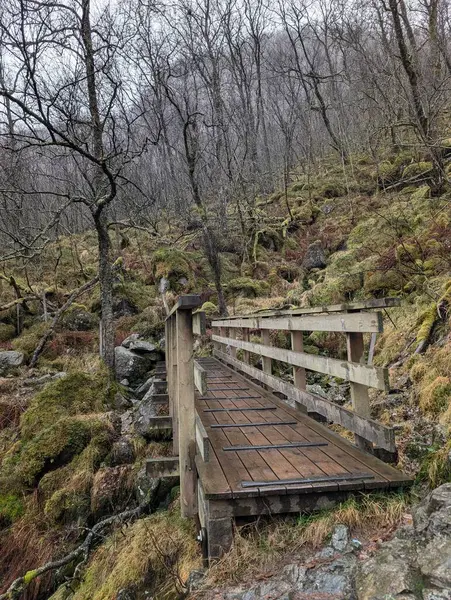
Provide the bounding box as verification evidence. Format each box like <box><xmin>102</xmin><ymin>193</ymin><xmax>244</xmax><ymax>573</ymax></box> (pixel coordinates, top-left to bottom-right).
<box><xmin>364</xmin><ymin>270</ymin><xmax>402</xmax><ymax>294</ymax></box>
<box><xmin>411</xmin><ymin>185</ymin><xmax>431</xmax><ymax>202</ymax></box>
<box><xmin>200</xmin><ymin>301</ymin><xmax>218</xmax><ymax>317</ymax></box>
<box><xmin>152</xmin><ymin>248</ymin><xmax>191</xmax><ymax>287</ymax></box>
<box><xmin>315</xmin><ymin>179</ymin><xmax>346</xmax><ymax>199</ymax></box>
<box><xmin>402</xmin><ymin>161</ymin><xmax>433</xmax><ymax>179</ymax></box>
<box><xmin>226</xmin><ymin>277</ymin><xmax>270</xmax><ymax>298</ymax></box>
<box><xmin>45</xmin><ymin>488</ymin><xmax>91</xmax><ymax>525</ymax></box>
<box><xmin>60</xmin><ymin>306</ymin><xmax>98</xmax><ymax>332</ymax></box>
<box><xmin>374</xmin><ymin>160</ymin><xmax>399</xmax><ymax>184</ymax></box>
<box><xmin>20</xmin><ymin>371</ymin><xmax>113</xmax><ymax>439</ymax></box>
<box><xmin>3</xmin><ymin>416</ymin><xmax>113</xmax><ymax>486</ymax></box>
<box><xmin>0</xmin><ymin>492</ymin><xmax>25</xmax><ymax>526</ymax></box>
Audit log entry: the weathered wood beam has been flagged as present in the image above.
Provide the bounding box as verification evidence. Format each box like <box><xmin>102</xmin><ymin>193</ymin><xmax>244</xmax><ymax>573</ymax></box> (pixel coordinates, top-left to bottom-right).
<box><xmin>146</xmin><ymin>457</ymin><xmax>180</xmax><ymax>478</ymax></box>
<box><xmin>194</xmin><ymin>360</ymin><xmax>207</xmax><ymax>395</ymax></box>
<box><xmin>213</xmin><ymin>311</ymin><xmax>383</xmax><ymax>333</ymax></box>
<box><xmin>213</xmin><ymin>335</ymin><xmax>388</xmax><ymax>390</ymax></box>
<box><xmin>195</xmin><ymin>412</ymin><xmax>210</xmax><ymax>462</ymax></box>
<box><xmin>176</xmin><ymin>308</ymin><xmax>197</xmax><ymax>517</ymax></box>
<box><xmin>167</xmin><ymin>294</ymin><xmax>201</xmax><ymax>318</ymax></box>
<box><xmin>215</xmin><ymin>297</ymin><xmax>400</xmax><ymax>321</ymax></box>
<box><xmin>192</xmin><ymin>311</ymin><xmax>206</xmax><ymax>335</ymax></box>
<box><xmin>214</xmin><ymin>350</ymin><xmax>396</xmax><ymax>452</ymax></box>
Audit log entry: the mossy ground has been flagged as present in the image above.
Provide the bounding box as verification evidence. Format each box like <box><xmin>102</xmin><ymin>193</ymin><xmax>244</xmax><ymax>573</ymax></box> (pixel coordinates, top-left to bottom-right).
<box><xmin>2</xmin><ymin>147</ymin><xmax>451</xmax><ymax>597</ymax></box>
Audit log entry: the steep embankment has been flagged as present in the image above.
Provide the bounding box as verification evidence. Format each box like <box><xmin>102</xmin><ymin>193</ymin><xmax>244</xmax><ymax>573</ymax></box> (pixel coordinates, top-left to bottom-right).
<box><xmin>1</xmin><ymin>148</ymin><xmax>451</xmax><ymax>598</ymax></box>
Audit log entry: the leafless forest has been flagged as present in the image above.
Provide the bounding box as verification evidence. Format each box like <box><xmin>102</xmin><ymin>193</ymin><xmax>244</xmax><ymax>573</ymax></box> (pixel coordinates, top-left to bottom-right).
<box><xmin>0</xmin><ymin>0</ymin><xmax>450</xmax><ymax>365</ymax></box>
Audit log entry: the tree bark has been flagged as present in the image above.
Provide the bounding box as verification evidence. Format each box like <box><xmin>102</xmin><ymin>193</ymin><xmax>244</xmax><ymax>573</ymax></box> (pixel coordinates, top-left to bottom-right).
<box><xmin>94</xmin><ymin>211</ymin><xmax>115</xmax><ymax>370</ymax></box>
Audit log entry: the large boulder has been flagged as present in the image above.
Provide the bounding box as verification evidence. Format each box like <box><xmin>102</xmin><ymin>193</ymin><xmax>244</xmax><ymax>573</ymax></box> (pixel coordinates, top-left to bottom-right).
<box><xmin>0</xmin><ymin>351</ymin><xmax>24</xmax><ymax>375</ymax></box>
<box><xmin>413</xmin><ymin>483</ymin><xmax>451</xmax><ymax>538</ymax></box>
<box><xmin>128</xmin><ymin>340</ymin><xmax>157</xmax><ymax>354</ymax></box>
<box><xmin>60</xmin><ymin>308</ymin><xmax>98</xmax><ymax>331</ymax></box>
<box><xmin>114</xmin><ymin>347</ymin><xmax>154</xmax><ymax>385</ymax></box>
<box><xmin>355</xmin><ymin>537</ymin><xmax>418</xmax><ymax>600</ymax></box>
<box><xmin>302</xmin><ymin>240</ymin><xmax>327</xmax><ymax>270</ymax></box>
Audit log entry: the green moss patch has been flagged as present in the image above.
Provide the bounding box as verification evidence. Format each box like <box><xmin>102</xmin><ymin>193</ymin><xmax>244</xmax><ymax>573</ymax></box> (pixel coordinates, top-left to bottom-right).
<box><xmin>226</xmin><ymin>277</ymin><xmax>270</xmax><ymax>298</ymax></box>
<box><xmin>3</xmin><ymin>416</ymin><xmax>113</xmax><ymax>486</ymax></box>
<box><xmin>0</xmin><ymin>493</ymin><xmax>25</xmax><ymax>525</ymax></box>
<box><xmin>20</xmin><ymin>371</ymin><xmax>113</xmax><ymax>439</ymax></box>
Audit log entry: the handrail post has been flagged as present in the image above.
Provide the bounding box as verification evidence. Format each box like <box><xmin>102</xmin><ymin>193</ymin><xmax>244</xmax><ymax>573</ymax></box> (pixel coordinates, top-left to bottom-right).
<box><xmin>170</xmin><ymin>315</ymin><xmax>179</xmax><ymax>455</ymax></box>
<box><xmin>261</xmin><ymin>329</ymin><xmax>272</xmax><ymax>376</ymax></box>
<box><xmin>176</xmin><ymin>307</ymin><xmax>197</xmax><ymax>517</ymax></box>
<box><xmin>291</xmin><ymin>331</ymin><xmax>306</xmax><ymax>390</ymax></box>
<box><xmin>165</xmin><ymin>295</ymin><xmax>201</xmax><ymax>518</ymax></box>
<box><xmin>242</xmin><ymin>327</ymin><xmax>250</xmax><ymax>364</ymax></box>
<box><xmin>346</xmin><ymin>327</ymin><xmax>373</xmax><ymax>453</ymax></box>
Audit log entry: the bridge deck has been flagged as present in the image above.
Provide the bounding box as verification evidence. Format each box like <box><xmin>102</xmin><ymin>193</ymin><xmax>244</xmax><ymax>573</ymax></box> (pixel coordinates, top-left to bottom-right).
<box><xmin>195</xmin><ymin>358</ymin><xmax>412</xmax><ymax>501</ymax></box>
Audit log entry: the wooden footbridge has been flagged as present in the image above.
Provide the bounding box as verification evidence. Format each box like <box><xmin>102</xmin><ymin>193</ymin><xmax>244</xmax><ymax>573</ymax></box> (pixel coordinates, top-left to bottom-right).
<box><xmin>148</xmin><ymin>295</ymin><xmax>412</xmax><ymax>561</ymax></box>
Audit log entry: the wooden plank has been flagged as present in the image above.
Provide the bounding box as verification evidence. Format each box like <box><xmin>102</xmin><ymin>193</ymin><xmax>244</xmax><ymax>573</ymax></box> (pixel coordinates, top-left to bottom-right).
<box><xmin>192</xmin><ymin>311</ymin><xmax>207</xmax><ymax>335</ymax></box>
<box><xmin>224</xmin><ymin>401</ymin><xmax>330</xmax><ymax>492</ymax></box>
<box><xmin>201</xmin><ymin>406</ymin><xmax>265</xmax><ymax>496</ymax></box>
<box><xmin>213</xmin><ymin>335</ymin><xmax>389</xmax><ymax>391</ymax></box>
<box><xmin>147</xmin><ymin>416</ymin><xmax>173</xmax><ymax>430</ymax></box>
<box><xmin>347</xmin><ymin>331</ymin><xmax>373</xmax><ymax>452</ymax></box>
<box><xmin>195</xmin><ymin>454</ymin><xmax>232</xmax><ymax>499</ymax></box>
<box><xmin>212</xmin><ymin>297</ymin><xmax>400</xmax><ymax>321</ymax></box>
<box><xmin>176</xmin><ymin>308</ymin><xmax>197</xmax><ymax>518</ymax></box>
<box><xmin>167</xmin><ymin>294</ymin><xmax>201</xmax><ymax>318</ymax></box>
<box><xmin>194</xmin><ymin>360</ymin><xmax>207</xmax><ymax>395</ymax></box>
<box><xmin>195</xmin><ymin>411</ymin><xmax>210</xmax><ymax>462</ymax></box>
<box><xmin>214</xmin><ymin>312</ymin><xmax>383</xmax><ymax>333</ymax></box>
<box><xmin>214</xmin><ymin>350</ymin><xmax>395</xmax><ymax>452</ymax></box>
<box><xmin>146</xmin><ymin>457</ymin><xmax>179</xmax><ymax>478</ymax></box>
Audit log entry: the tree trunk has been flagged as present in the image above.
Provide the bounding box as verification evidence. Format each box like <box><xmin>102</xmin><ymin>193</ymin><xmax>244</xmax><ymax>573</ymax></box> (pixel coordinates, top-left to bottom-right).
<box><xmin>94</xmin><ymin>211</ymin><xmax>115</xmax><ymax>371</ymax></box>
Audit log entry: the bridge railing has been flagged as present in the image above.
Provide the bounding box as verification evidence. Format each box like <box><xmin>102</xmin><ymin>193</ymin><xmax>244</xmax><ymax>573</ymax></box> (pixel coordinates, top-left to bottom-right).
<box><xmin>211</xmin><ymin>297</ymin><xmax>400</xmax><ymax>458</ymax></box>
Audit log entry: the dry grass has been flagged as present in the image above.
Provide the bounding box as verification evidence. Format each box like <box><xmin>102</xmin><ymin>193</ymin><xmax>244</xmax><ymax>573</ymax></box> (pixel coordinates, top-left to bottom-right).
<box><xmin>62</xmin><ymin>503</ymin><xmax>201</xmax><ymax>600</ymax></box>
<box><xmin>207</xmin><ymin>493</ymin><xmax>407</xmax><ymax>586</ymax></box>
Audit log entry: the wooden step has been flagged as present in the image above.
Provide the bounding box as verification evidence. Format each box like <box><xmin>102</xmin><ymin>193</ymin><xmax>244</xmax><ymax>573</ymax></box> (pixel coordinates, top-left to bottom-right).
<box><xmin>154</xmin><ymin>381</ymin><xmax>167</xmax><ymax>391</ymax></box>
<box><xmin>147</xmin><ymin>416</ymin><xmax>172</xmax><ymax>431</ymax></box>
<box><xmin>146</xmin><ymin>456</ymin><xmax>179</xmax><ymax>478</ymax></box>
<box><xmin>151</xmin><ymin>393</ymin><xmax>169</xmax><ymax>403</ymax></box>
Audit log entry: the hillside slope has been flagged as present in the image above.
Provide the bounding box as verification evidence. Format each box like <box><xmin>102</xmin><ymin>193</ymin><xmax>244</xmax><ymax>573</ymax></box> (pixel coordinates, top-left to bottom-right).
<box><xmin>1</xmin><ymin>148</ymin><xmax>451</xmax><ymax>598</ymax></box>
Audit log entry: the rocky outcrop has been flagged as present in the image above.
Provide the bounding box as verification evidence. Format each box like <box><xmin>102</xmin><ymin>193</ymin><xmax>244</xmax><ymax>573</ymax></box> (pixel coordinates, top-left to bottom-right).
<box><xmin>356</xmin><ymin>483</ymin><xmax>451</xmax><ymax>600</ymax></box>
<box><xmin>0</xmin><ymin>350</ymin><xmax>24</xmax><ymax>375</ymax></box>
<box><xmin>114</xmin><ymin>334</ymin><xmax>162</xmax><ymax>386</ymax></box>
<box><xmin>114</xmin><ymin>347</ymin><xmax>154</xmax><ymax>385</ymax></box>
<box><xmin>206</xmin><ymin>524</ymin><xmax>359</xmax><ymax>600</ymax></box>
<box><xmin>201</xmin><ymin>485</ymin><xmax>451</xmax><ymax>600</ymax></box>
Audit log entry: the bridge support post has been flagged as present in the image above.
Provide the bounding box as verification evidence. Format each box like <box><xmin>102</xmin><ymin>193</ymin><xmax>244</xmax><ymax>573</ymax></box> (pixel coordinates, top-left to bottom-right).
<box><xmin>168</xmin><ymin>315</ymin><xmax>178</xmax><ymax>455</ymax></box>
<box><xmin>198</xmin><ymin>482</ymin><xmax>233</xmax><ymax>562</ymax></box>
<box><xmin>176</xmin><ymin>307</ymin><xmax>198</xmax><ymax>517</ymax></box>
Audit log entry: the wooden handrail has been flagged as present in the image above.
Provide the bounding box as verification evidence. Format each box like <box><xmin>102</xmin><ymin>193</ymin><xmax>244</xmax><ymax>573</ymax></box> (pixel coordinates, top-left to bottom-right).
<box><xmin>215</xmin><ymin>350</ymin><xmax>395</xmax><ymax>452</ymax></box>
<box><xmin>211</xmin><ymin>297</ymin><xmax>398</xmax><ymax>456</ymax></box>
<box><xmin>212</xmin><ymin>334</ymin><xmax>388</xmax><ymax>390</ymax></box>
<box><xmin>215</xmin><ymin>297</ymin><xmax>400</xmax><ymax>320</ymax></box>
<box><xmin>213</xmin><ymin>312</ymin><xmax>383</xmax><ymax>333</ymax></box>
